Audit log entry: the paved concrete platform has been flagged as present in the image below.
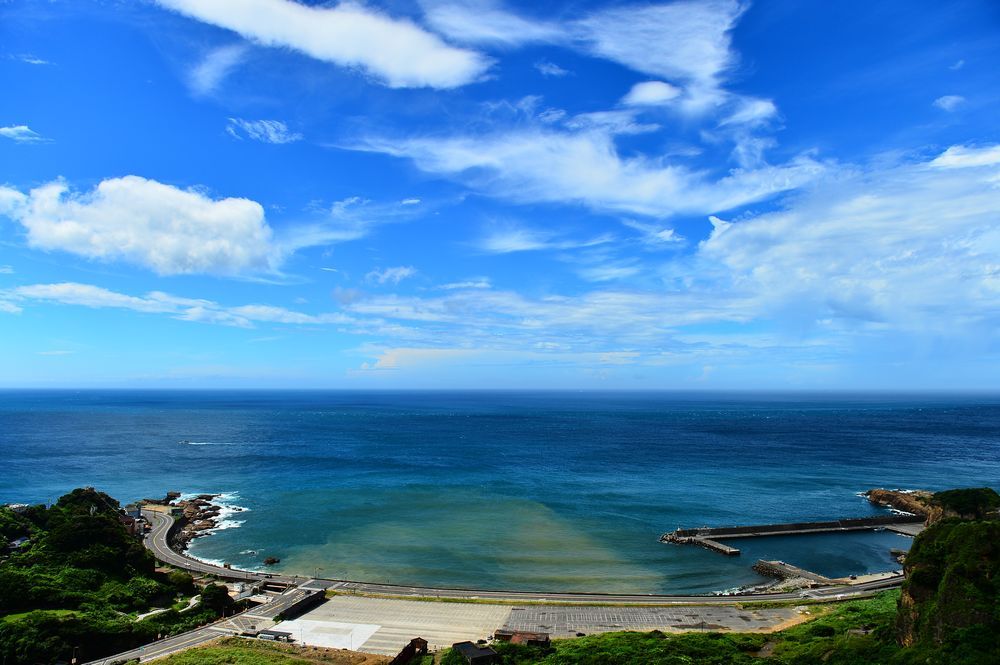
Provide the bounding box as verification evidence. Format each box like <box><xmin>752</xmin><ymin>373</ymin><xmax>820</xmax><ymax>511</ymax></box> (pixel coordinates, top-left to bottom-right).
<box><xmin>501</xmin><ymin>605</ymin><xmax>799</xmax><ymax>637</ymax></box>
<box><xmin>280</xmin><ymin>595</ymin><xmax>802</xmax><ymax>655</ymax></box>
<box><xmin>289</xmin><ymin>595</ymin><xmax>513</xmax><ymax>655</ymax></box>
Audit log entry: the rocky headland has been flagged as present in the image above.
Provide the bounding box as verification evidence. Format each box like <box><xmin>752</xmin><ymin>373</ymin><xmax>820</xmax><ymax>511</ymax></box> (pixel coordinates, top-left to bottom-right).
<box><xmin>866</xmin><ymin>486</ymin><xmax>1000</xmax><ymax>525</ymax></box>
<box><xmin>864</xmin><ymin>488</ymin><xmax>933</xmax><ymax>520</ymax></box>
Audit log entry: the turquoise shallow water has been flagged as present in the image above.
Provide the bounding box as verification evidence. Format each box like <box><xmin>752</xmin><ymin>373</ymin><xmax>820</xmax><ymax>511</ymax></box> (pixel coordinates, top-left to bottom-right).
<box><xmin>2</xmin><ymin>390</ymin><xmax>998</xmax><ymax>593</ymax></box>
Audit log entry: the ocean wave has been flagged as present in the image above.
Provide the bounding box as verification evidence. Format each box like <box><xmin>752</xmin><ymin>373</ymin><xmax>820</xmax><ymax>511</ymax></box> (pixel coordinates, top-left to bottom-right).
<box><xmin>179</xmin><ymin>440</ymin><xmax>238</xmax><ymax>446</ymax></box>
<box><xmin>178</xmin><ymin>491</ymin><xmax>250</xmax><ymax>536</ymax></box>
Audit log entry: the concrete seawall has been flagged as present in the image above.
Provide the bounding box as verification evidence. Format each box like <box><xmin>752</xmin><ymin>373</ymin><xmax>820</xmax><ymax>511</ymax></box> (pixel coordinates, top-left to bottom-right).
<box><xmin>660</xmin><ymin>514</ymin><xmax>924</xmax><ymax>556</ymax></box>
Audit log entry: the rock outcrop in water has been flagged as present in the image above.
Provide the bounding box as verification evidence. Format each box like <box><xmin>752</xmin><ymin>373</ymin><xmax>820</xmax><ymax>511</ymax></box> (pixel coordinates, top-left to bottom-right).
<box><xmin>162</xmin><ymin>494</ymin><xmax>239</xmax><ymax>551</ymax></box>
<box><xmin>865</xmin><ymin>488</ymin><xmax>933</xmax><ymax>520</ymax></box>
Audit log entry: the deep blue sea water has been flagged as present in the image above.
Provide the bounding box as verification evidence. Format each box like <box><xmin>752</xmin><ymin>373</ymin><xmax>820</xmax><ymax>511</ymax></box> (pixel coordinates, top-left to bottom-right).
<box><xmin>2</xmin><ymin>391</ymin><xmax>998</xmax><ymax>594</ymax></box>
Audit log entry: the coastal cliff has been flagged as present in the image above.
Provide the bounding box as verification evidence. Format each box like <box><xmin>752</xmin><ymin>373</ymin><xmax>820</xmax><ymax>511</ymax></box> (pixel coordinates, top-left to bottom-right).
<box><xmin>866</xmin><ymin>487</ymin><xmax>1000</xmax><ymax>525</ymax></box>
<box><xmin>896</xmin><ymin>518</ymin><xmax>1000</xmax><ymax>652</ymax></box>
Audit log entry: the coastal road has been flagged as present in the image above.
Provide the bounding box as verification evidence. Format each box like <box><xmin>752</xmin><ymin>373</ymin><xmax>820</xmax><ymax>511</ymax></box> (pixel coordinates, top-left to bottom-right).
<box><xmin>86</xmin><ymin>511</ymin><xmax>904</xmax><ymax>662</ymax></box>
<box><xmin>82</xmin><ymin>620</ymin><xmax>223</xmax><ymax>664</ymax></box>
<box><xmin>142</xmin><ymin>510</ymin><xmax>904</xmax><ymax>606</ymax></box>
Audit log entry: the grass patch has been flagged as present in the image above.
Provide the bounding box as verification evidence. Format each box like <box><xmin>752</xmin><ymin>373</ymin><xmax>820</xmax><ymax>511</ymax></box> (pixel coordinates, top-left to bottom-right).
<box><xmin>157</xmin><ymin>637</ymin><xmax>388</xmax><ymax>664</ymax></box>
<box><xmin>434</xmin><ymin>591</ymin><xmax>902</xmax><ymax>665</ymax></box>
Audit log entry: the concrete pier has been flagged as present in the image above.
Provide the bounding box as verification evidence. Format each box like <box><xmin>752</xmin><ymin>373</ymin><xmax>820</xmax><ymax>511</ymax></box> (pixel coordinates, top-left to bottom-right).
<box><xmin>660</xmin><ymin>514</ymin><xmax>924</xmax><ymax>556</ymax></box>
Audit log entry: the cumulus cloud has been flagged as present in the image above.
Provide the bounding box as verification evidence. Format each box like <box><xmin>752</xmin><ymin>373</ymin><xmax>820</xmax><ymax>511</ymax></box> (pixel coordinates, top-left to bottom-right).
<box><xmin>156</xmin><ymin>0</ymin><xmax>490</xmax><ymax>89</ymax></box>
<box><xmin>226</xmin><ymin>118</ymin><xmax>302</xmax><ymax>143</ymax></box>
<box><xmin>621</xmin><ymin>81</ymin><xmax>682</xmax><ymax>106</ymax></box>
<box><xmin>0</xmin><ymin>176</ymin><xmax>278</xmax><ymax>275</ymax></box>
<box><xmin>933</xmin><ymin>95</ymin><xmax>965</xmax><ymax>112</ymax></box>
<box><xmin>366</xmin><ymin>265</ymin><xmax>417</xmax><ymax>285</ymax></box>
<box><xmin>0</xmin><ymin>125</ymin><xmax>49</xmax><ymax>143</ymax></box>
<box><xmin>188</xmin><ymin>44</ymin><xmax>248</xmax><ymax>95</ymax></box>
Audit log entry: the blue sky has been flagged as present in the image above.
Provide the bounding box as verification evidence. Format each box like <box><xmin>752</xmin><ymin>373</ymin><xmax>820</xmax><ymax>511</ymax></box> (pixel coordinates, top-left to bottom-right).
<box><xmin>1</xmin><ymin>0</ymin><xmax>998</xmax><ymax>389</ymax></box>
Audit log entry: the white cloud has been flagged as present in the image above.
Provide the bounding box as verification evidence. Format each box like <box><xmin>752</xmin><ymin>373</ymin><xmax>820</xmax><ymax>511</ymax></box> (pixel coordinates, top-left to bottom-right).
<box><xmin>0</xmin><ymin>125</ymin><xmax>49</xmax><ymax>143</ymax></box>
<box><xmin>0</xmin><ymin>265</ymin><xmax>13</xmax><ymax>274</ymax></box>
<box><xmin>13</xmin><ymin>54</ymin><xmax>51</xmax><ymax>65</ymax></box>
<box><xmin>356</xmin><ymin>347</ymin><xmax>483</xmax><ymax>371</ymax></box>
<box><xmin>424</xmin><ymin>0</ymin><xmax>745</xmax><ymax>112</ymax></box>
<box><xmin>157</xmin><ymin>0</ymin><xmax>490</xmax><ymax>89</ymax></box>
<box><xmin>577</xmin><ymin>0</ymin><xmax>744</xmax><ymax>113</ymax></box>
<box><xmin>929</xmin><ymin>144</ymin><xmax>1000</xmax><ymax>169</ymax></box>
<box><xmin>720</xmin><ymin>98</ymin><xmax>778</xmax><ymax>127</ymax></box>
<box><xmin>226</xmin><ymin>118</ymin><xmax>302</xmax><ymax>144</ymax></box>
<box><xmin>0</xmin><ymin>176</ymin><xmax>278</xmax><ymax>275</ymax></box>
<box><xmin>621</xmin><ymin>81</ymin><xmax>682</xmax><ymax>106</ymax></box>
<box><xmin>698</xmin><ymin>145</ymin><xmax>1000</xmax><ymax>329</ymax></box>
<box><xmin>401</xmin><ymin>198</ymin><xmax>421</xmax><ymax>205</ymax></box>
<box><xmin>476</xmin><ymin>226</ymin><xmax>613</xmax><ymax>254</ymax></box>
<box><xmin>949</xmin><ymin>59</ymin><xmax>965</xmax><ymax>70</ymax></box>
<box><xmin>358</xmin><ymin>129</ymin><xmax>823</xmax><ymax>218</ymax></box>
<box><xmin>3</xmin><ymin>282</ymin><xmax>356</xmax><ymax>329</ymax></box>
<box><xmin>621</xmin><ymin>219</ymin><xmax>684</xmax><ymax>246</ymax></box>
<box><xmin>534</xmin><ymin>60</ymin><xmax>569</xmax><ymax>77</ymax></box>
<box><xmin>37</xmin><ymin>350</ymin><xmax>74</xmax><ymax>356</ymax></box>
<box><xmin>366</xmin><ymin>265</ymin><xmax>417</xmax><ymax>285</ymax></box>
<box><xmin>933</xmin><ymin>95</ymin><xmax>965</xmax><ymax>112</ymax></box>
<box><xmin>422</xmin><ymin>1</ymin><xmax>563</xmax><ymax>46</ymax></box>
<box><xmin>440</xmin><ymin>278</ymin><xmax>491</xmax><ymax>290</ymax></box>
<box><xmin>11</xmin><ymin>283</ymin><xmax>181</xmax><ymax>313</ymax></box>
<box><xmin>564</xmin><ymin>110</ymin><xmax>659</xmax><ymax>135</ymax></box>
<box><xmin>189</xmin><ymin>44</ymin><xmax>247</xmax><ymax>95</ymax></box>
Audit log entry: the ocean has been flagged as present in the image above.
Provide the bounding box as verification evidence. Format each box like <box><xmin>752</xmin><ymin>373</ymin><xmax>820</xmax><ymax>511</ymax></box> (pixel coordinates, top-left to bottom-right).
<box><xmin>2</xmin><ymin>390</ymin><xmax>998</xmax><ymax>594</ymax></box>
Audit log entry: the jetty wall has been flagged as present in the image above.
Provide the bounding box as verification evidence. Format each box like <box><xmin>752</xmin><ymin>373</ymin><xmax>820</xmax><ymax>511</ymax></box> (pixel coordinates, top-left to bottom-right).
<box><xmin>665</xmin><ymin>514</ymin><xmax>923</xmax><ymax>540</ymax></box>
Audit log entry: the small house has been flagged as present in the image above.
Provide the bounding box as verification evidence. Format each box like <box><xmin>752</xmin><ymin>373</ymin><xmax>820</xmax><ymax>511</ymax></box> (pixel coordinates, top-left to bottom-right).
<box><xmin>452</xmin><ymin>641</ymin><xmax>499</xmax><ymax>665</ymax></box>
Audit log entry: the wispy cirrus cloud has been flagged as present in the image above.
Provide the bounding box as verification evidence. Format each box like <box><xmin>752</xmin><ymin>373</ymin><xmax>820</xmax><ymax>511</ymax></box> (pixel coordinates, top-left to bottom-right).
<box><xmin>440</xmin><ymin>278</ymin><xmax>491</xmax><ymax>290</ymax></box>
<box><xmin>423</xmin><ymin>0</ymin><xmax>747</xmax><ymax>112</ymax></box>
<box><xmin>534</xmin><ymin>60</ymin><xmax>569</xmax><ymax>77</ymax></box>
<box><xmin>10</xmin><ymin>54</ymin><xmax>52</xmax><ymax>66</ymax></box>
<box><xmin>357</xmin><ymin>128</ymin><xmax>824</xmax><ymax>218</ymax></box>
<box><xmin>366</xmin><ymin>266</ymin><xmax>417</xmax><ymax>285</ymax></box>
<box><xmin>188</xmin><ymin>43</ymin><xmax>248</xmax><ymax>95</ymax></box>
<box><xmin>932</xmin><ymin>95</ymin><xmax>965</xmax><ymax>112</ymax></box>
<box><xmin>156</xmin><ymin>0</ymin><xmax>490</xmax><ymax>89</ymax></box>
<box><xmin>1</xmin><ymin>282</ymin><xmax>356</xmax><ymax>329</ymax></box>
<box><xmin>226</xmin><ymin>118</ymin><xmax>302</xmax><ymax>144</ymax></box>
<box><xmin>0</xmin><ymin>125</ymin><xmax>50</xmax><ymax>143</ymax></box>
<box><xmin>476</xmin><ymin>225</ymin><xmax>614</xmax><ymax>254</ymax></box>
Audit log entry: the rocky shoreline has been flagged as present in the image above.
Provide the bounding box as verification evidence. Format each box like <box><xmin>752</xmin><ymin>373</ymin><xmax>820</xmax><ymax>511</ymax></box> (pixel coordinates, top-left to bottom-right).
<box><xmin>141</xmin><ymin>491</ymin><xmax>242</xmax><ymax>552</ymax></box>
<box><xmin>864</xmin><ymin>488</ymin><xmax>933</xmax><ymax>520</ymax></box>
